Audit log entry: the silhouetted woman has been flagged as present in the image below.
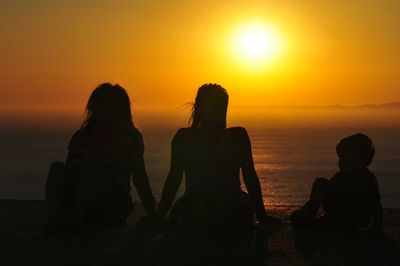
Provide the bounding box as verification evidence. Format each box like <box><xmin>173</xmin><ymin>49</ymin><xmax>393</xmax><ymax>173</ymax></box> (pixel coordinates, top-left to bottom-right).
<box><xmin>45</xmin><ymin>83</ymin><xmax>155</xmax><ymax>232</ymax></box>
<box><xmin>157</xmin><ymin>84</ymin><xmax>278</xmax><ymax>237</ymax></box>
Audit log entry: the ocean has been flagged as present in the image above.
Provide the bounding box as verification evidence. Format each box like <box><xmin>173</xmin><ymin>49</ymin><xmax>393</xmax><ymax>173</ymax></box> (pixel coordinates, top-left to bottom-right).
<box><xmin>0</xmin><ymin>126</ymin><xmax>399</xmax><ymax>208</ymax></box>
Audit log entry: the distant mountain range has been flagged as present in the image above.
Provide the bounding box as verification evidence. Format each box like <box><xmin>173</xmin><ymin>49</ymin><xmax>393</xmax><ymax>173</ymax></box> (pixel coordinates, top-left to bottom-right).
<box><xmin>233</xmin><ymin>102</ymin><xmax>400</xmax><ymax>110</ymax></box>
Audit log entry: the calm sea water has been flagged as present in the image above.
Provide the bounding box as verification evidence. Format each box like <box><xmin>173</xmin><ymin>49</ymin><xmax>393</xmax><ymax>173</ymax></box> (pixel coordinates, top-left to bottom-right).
<box><xmin>0</xmin><ymin>127</ymin><xmax>399</xmax><ymax>208</ymax></box>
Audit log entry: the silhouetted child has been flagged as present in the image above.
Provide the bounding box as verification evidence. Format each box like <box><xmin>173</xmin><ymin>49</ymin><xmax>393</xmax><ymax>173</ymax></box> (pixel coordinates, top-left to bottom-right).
<box><xmin>291</xmin><ymin>133</ymin><xmax>382</xmax><ymax>231</ymax></box>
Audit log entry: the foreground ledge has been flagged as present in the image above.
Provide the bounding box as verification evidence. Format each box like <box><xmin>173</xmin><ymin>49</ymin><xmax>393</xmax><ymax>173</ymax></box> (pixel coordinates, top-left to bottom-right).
<box><xmin>0</xmin><ymin>199</ymin><xmax>399</xmax><ymax>266</ymax></box>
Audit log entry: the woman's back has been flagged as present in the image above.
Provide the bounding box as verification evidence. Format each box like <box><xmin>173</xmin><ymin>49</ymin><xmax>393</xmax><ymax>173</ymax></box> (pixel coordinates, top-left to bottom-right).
<box><xmin>67</xmin><ymin>125</ymin><xmax>144</xmax><ymax>195</ymax></box>
<box><xmin>177</xmin><ymin>127</ymin><xmax>245</xmax><ymax>194</ymax></box>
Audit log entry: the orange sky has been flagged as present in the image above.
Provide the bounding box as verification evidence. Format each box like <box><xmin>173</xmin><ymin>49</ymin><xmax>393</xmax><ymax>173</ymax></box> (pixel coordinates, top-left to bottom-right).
<box><xmin>0</xmin><ymin>1</ymin><xmax>399</xmax><ymax>110</ymax></box>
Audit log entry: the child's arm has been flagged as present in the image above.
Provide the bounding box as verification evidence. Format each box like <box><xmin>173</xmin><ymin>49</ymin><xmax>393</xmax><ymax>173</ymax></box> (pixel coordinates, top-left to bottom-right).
<box><xmin>370</xmin><ymin>175</ymin><xmax>383</xmax><ymax>231</ymax></box>
<box><xmin>372</xmin><ymin>198</ymin><xmax>383</xmax><ymax>231</ymax></box>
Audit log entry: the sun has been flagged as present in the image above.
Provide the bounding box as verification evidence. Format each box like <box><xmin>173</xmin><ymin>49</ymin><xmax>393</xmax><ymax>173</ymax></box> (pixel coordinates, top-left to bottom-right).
<box><xmin>230</xmin><ymin>23</ymin><xmax>283</xmax><ymax>68</ymax></box>
<box><xmin>240</xmin><ymin>30</ymin><xmax>269</xmax><ymax>57</ymax></box>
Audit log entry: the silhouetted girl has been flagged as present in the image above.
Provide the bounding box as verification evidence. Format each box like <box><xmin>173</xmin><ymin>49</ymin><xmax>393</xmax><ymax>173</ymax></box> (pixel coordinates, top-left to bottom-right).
<box><xmin>157</xmin><ymin>84</ymin><xmax>279</xmax><ymax>237</ymax></box>
<box><xmin>45</xmin><ymin>83</ymin><xmax>155</xmax><ymax>232</ymax></box>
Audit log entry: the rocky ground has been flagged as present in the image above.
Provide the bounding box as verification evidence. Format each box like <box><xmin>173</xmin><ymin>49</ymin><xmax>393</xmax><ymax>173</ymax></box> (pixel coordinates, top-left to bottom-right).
<box><xmin>0</xmin><ymin>200</ymin><xmax>399</xmax><ymax>266</ymax></box>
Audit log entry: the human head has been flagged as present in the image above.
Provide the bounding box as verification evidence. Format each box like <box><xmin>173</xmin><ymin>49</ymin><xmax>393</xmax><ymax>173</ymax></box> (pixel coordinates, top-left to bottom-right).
<box><xmin>190</xmin><ymin>83</ymin><xmax>228</xmax><ymax>129</ymax></box>
<box><xmin>81</xmin><ymin>83</ymin><xmax>134</xmax><ymax>128</ymax></box>
<box><xmin>336</xmin><ymin>133</ymin><xmax>375</xmax><ymax>172</ymax></box>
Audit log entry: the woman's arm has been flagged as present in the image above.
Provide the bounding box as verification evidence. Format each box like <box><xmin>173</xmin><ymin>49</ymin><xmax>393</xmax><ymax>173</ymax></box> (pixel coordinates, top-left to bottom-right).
<box><xmin>131</xmin><ymin>131</ymin><xmax>156</xmax><ymax>216</ymax></box>
<box><xmin>371</xmin><ymin>178</ymin><xmax>383</xmax><ymax>231</ymax></box>
<box><xmin>131</xmin><ymin>152</ymin><xmax>156</xmax><ymax>216</ymax></box>
<box><xmin>238</xmin><ymin>127</ymin><xmax>268</xmax><ymax>222</ymax></box>
<box><xmin>156</xmin><ymin>129</ymin><xmax>185</xmax><ymax>218</ymax></box>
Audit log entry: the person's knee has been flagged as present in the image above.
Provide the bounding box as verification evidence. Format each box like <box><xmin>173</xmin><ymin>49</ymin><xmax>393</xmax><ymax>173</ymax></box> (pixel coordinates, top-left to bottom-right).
<box><xmin>313</xmin><ymin>177</ymin><xmax>330</xmax><ymax>190</ymax></box>
<box><xmin>48</xmin><ymin>161</ymin><xmax>66</xmax><ymax>179</ymax></box>
<box><xmin>314</xmin><ymin>177</ymin><xmax>329</xmax><ymax>185</ymax></box>
<box><xmin>46</xmin><ymin>161</ymin><xmax>67</xmax><ymax>199</ymax></box>
<box><xmin>49</xmin><ymin>161</ymin><xmax>65</xmax><ymax>172</ymax></box>
<box><xmin>311</xmin><ymin>177</ymin><xmax>330</xmax><ymax>200</ymax></box>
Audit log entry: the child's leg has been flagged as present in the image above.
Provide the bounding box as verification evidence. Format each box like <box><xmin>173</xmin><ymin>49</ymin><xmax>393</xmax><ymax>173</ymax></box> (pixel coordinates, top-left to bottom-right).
<box><xmin>291</xmin><ymin>177</ymin><xmax>330</xmax><ymax>225</ymax></box>
<box><xmin>303</xmin><ymin>177</ymin><xmax>331</xmax><ymax>215</ymax></box>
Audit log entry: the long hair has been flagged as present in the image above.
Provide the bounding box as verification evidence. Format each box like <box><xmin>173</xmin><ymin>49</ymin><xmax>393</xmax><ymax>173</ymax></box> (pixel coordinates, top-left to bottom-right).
<box><xmin>81</xmin><ymin>83</ymin><xmax>134</xmax><ymax>129</ymax></box>
<box><xmin>189</xmin><ymin>83</ymin><xmax>228</xmax><ymax>129</ymax></box>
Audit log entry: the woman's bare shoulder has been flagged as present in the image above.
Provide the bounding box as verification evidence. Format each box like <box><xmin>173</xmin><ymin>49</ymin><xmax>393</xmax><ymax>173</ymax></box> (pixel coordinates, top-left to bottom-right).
<box><xmin>226</xmin><ymin>127</ymin><xmax>252</xmax><ymax>150</ymax></box>
<box><xmin>127</xmin><ymin>126</ymin><xmax>143</xmax><ymax>139</ymax></box>
<box><xmin>226</xmin><ymin>126</ymin><xmax>249</xmax><ymax>138</ymax></box>
<box><xmin>173</xmin><ymin>128</ymin><xmax>190</xmax><ymax>142</ymax></box>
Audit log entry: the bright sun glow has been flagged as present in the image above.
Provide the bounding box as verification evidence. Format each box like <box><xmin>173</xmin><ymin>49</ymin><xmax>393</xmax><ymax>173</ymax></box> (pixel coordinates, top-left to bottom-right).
<box><xmin>230</xmin><ymin>23</ymin><xmax>283</xmax><ymax>68</ymax></box>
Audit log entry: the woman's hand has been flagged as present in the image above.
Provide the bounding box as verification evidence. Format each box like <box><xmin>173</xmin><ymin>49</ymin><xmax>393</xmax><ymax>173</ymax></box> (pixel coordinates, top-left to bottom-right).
<box><xmin>257</xmin><ymin>214</ymin><xmax>282</xmax><ymax>232</ymax></box>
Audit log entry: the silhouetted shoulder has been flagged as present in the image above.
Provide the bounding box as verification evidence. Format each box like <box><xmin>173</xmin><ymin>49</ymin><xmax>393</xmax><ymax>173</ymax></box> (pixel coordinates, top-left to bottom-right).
<box><xmin>122</xmin><ymin>126</ymin><xmax>145</xmax><ymax>155</ymax></box>
<box><xmin>67</xmin><ymin>127</ymin><xmax>91</xmax><ymax>151</ymax></box>
<box><xmin>226</xmin><ymin>127</ymin><xmax>251</xmax><ymax>145</ymax></box>
<box><xmin>175</xmin><ymin>127</ymin><xmax>190</xmax><ymax>135</ymax></box>
<box><xmin>171</xmin><ymin>128</ymin><xmax>188</xmax><ymax>145</ymax></box>
<box><xmin>227</xmin><ymin>126</ymin><xmax>248</xmax><ymax>135</ymax></box>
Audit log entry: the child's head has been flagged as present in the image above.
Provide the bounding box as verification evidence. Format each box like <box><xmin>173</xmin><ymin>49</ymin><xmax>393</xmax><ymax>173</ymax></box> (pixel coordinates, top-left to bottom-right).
<box><xmin>336</xmin><ymin>133</ymin><xmax>375</xmax><ymax>172</ymax></box>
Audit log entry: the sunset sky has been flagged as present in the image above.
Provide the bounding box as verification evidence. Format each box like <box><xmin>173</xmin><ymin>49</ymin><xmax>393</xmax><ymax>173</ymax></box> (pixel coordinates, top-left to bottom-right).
<box><xmin>1</xmin><ymin>0</ymin><xmax>399</xmax><ymax>111</ymax></box>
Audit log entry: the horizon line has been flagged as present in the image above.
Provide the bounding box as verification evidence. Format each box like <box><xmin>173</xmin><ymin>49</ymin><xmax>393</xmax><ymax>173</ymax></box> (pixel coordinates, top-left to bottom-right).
<box><xmin>1</xmin><ymin>102</ymin><xmax>400</xmax><ymax>111</ymax></box>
